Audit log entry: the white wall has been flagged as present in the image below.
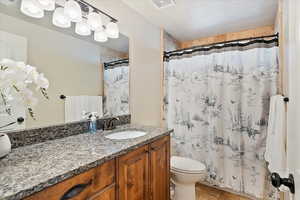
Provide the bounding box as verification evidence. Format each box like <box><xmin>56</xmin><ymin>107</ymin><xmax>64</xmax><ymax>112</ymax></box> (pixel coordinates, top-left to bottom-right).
<box><xmin>85</xmin><ymin>0</ymin><xmax>162</xmax><ymax>126</ymax></box>
<box><xmin>282</xmin><ymin>0</ymin><xmax>300</xmax><ymax>198</ymax></box>
<box><xmin>285</xmin><ymin>0</ymin><xmax>300</xmax><ymax>171</ymax></box>
<box><xmin>164</xmin><ymin>31</ymin><xmax>179</xmax><ymax>52</ymax></box>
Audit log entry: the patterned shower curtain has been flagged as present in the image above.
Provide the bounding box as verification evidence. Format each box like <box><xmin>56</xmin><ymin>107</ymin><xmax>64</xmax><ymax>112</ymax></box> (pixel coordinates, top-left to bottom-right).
<box><xmin>164</xmin><ymin>40</ymin><xmax>279</xmax><ymax>199</ymax></box>
<box><xmin>103</xmin><ymin>63</ymin><xmax>129</xmax><ymax>116</ymax></box>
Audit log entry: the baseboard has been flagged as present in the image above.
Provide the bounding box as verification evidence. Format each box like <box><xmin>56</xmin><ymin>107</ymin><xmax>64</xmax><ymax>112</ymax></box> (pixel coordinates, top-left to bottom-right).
<box><xmin>196</xmin><ymin>181</ymin><xmax>259</xmax><ymax>200</ymax></box>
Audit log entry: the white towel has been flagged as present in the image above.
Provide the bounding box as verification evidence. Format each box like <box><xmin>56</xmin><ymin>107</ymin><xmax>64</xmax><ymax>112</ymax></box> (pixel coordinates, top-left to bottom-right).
<box><xmin>265</xmin><ymin>95</ymin><xmax>287</xmax><ymax>177</ymax></box>
<box><xmin>65</xmin><ymin>96</ymin><xmax>103</xmax><ymax>123</ymax></box>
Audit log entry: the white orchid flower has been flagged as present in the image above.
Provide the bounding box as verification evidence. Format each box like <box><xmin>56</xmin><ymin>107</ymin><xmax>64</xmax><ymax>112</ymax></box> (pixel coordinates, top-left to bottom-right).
<box><xmin>0</xmin><ymin>58</ymin><xmax>15</xmax><ymax>68</ymax></box>
<box><xmin>16</xmin><ymin>61</ymin><xmax>27</xmax><ymax>71</ymax></box>
<box><xmin>35</xmin><ymin>73</ymin><xmax>49</xmax><ymax>89</ymax></box>
<box><xmin>28</xmin><ymin>72</ymin><xmax>39</xmax><ymax>84</ymax></box>
<box><xmin>0</xmin><ymin>58</ymin><xmax>49</xmax><ymax>119</ymax></box>
<box><xmin>26</xmin><ymin>96</ymin><xmax>38</xmax><ymax>107</ymax></box>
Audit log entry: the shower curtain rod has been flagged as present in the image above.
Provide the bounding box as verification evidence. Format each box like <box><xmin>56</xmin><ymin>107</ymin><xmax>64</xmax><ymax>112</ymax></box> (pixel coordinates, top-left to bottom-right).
<box><xmin>104</xmin><ymin>58</ymin><xmax>129</xmax><ymax>69</ymax></box>
<box><xmin>164</xmin><ymin>33</ymin><xmax>279</xmax><ymax>59</ymax></box>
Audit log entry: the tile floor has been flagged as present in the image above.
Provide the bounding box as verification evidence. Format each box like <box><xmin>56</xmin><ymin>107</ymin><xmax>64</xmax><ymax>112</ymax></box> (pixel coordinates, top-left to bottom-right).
<box><xmin>196</xmin><ymin>183</ymin><xmax>252</xmax><ymax>200</ymax></box>
<box><xmin>171</xmin><ymin>182</ymin><xmax>253</xmax><ymax>200</ymax></box>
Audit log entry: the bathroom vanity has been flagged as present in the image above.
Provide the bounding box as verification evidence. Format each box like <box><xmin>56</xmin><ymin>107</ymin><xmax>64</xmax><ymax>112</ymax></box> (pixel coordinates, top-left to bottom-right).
<box><xmin>25</xmin><ymin>136</ymin><xmax>170</xmax><ymax>200</ymax></box>
<box><xmin>0</xmin><ymin>124</ymin><xmax>172</xmax><ymax>200</ymax></box>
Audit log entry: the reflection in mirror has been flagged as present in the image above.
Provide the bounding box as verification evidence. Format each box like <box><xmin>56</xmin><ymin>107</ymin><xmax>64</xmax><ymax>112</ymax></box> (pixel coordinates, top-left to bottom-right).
<box><xmin>103</xmin><ymin>58</ymin><xmax>130</xmax><ymax>117</ymax></box>
<box><xmin>0</xmin><ymin>0</ymin><xmax>129</xmax><ymax>130</ymax></box>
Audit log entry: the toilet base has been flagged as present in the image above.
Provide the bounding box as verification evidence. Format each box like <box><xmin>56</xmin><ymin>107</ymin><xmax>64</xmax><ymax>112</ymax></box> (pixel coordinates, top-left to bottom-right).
<box><xmin>173</xmin><ymin>182</ymin><xmax>196</xmax><ymax>200</ymax></box>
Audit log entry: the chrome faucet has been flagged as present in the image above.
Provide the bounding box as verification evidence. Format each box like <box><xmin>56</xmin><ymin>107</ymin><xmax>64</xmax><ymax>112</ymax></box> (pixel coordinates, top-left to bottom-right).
<box><xmin>104</xmin><ymin>117</ymin><xmax>120</xmax><ymax>130</ymax></box>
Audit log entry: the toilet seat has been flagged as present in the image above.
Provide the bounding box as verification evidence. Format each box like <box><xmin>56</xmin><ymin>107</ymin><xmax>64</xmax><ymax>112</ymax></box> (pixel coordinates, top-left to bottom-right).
<box><xmin>171</xmin><ymin>156</ymin><xmax>206</xmax><ymax>174</ymax></box>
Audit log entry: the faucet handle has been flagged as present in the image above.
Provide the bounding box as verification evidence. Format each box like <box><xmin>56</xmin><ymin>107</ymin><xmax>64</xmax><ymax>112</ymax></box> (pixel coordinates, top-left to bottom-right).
<box><xmin>104</xmin><ymin>117</ymin><xmax>120</xmax><ymax>130</ymax></box>
<box><xmin>82</xmin><ymin>111</ymin><xmax>91</xmax><ymax>119</ymax></box>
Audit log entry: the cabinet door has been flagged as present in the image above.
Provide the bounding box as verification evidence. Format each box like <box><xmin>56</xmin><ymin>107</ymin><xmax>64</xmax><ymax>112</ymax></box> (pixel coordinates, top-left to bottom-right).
<box><xmin>117</xmin><ymin>145</ymin><xmax>150</xmax><ymax>200</ymax></box>
<box><xmin>25</xmin><ymin>168</ymin><xmax>95</xmax><ymax>200</ymax></box>
<box><xmin>150</xmin><ymin>136</ymin><xmax>170</xmax><ymax>200</ymax></box>
<box><xmin>25</xmin><ymin>160</ymin><xmax>116</xmax><ymax>200</ymax></box>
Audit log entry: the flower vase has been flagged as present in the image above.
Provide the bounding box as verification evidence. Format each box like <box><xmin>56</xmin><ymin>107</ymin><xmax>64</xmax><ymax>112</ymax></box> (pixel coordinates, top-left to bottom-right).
<box><xmin>0</xmin><ymin>97</ymin><xmax>12</xmax><ymax>158</ymax></box>
<box><xmin>0</xmin><ymin>133</ymin><xmax>11</xmax><ymax>158</ymax></box>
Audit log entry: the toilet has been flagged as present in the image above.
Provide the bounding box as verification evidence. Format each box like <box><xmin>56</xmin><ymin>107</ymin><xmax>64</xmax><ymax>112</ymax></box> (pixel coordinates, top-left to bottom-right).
<box><xmin>171</xmin><ymin>156</ymin><xmax>206</xmax><ymax>200</ymax></box>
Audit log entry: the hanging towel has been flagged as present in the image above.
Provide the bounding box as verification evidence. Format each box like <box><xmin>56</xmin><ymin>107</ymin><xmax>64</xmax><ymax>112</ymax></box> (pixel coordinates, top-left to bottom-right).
<box><xmin>65</xmin><ymin>96</ymin><xmax>103</xmax><ymax>123</ymax></box>
<box><xmin>265</xmin><ymin>95</ymin><xmax>287</xmax><ymax>177</ymax></box>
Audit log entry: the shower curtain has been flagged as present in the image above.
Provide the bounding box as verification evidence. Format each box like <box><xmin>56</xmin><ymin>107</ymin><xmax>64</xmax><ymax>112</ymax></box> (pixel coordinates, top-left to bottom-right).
<box><xmin>164</xmin><ymin>40</ymin><xmax>279</xmax><ymax>199</ymax></box>
<box><xmin>103</xmin><ymin>63</ymin><xmax>129</xmax><ymax>116</ymax></box>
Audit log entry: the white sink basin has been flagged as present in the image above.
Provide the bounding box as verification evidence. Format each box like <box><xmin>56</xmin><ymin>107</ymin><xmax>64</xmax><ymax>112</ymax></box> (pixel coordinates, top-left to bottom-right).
<box><xmin>105</xmin><ymin>130</ymin><xmax>147</xmax><ymax>140</ymax></box>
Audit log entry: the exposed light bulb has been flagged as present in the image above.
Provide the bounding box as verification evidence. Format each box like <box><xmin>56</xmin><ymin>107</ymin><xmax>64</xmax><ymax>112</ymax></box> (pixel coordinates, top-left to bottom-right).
<box><xmin>20</xmin><ymin>0</ymin><xmax>44</xmax><ymax>18</ymax></box>
<box><xmin>87</xmin><ymin>12</ymin><xmax>102</xmax><ymax>31</ymax></box>
<box><xmin>105</xmin><ymin>22</ymin><xmax>119</xmax><ymax>39</ymax></box>
<box><xmin>38</xmin><ymin>0</ymin><xmax>55</xmax><ymax>11</ymax></box>
<box><xmin>64</xmin><ymin>0</ymin><xmax>82</xmax><ymax>22</ymax></box>
<box><xmin>75</xmin><ymin>19</ymin><xmax>91</xmax><ymax>36</ymax></box>
<box><xmin>94</xmin><ymin>30</ymin><xmax>108</xmax><ymax>42</ymax></box>
<box><xmin>53</xmin><ymin>7</ymin><xmax>71</xmax><ymax>28</ymax></box>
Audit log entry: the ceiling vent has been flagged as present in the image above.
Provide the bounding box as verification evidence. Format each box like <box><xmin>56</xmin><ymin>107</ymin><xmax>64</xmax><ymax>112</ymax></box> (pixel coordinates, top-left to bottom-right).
<box><xmin>151</xmin><ymin>0</ymin><xmax>175</xmax><ymax>9</ymax></box>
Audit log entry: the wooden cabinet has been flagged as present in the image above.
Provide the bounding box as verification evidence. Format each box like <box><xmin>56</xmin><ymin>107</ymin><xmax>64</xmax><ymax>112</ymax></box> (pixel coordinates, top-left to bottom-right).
<box><xmin>150</xmin><ymin>135</ymin><xmax>170</xmax><ymax>200</ymax></box>
<box><xmin>24</xmin><ymin>135</ymin><xmax>170</xmax><ymax>200</ymax></box>
<box><xmin>117</xmin><ymin>136</ymin><xmax>170</xmax><ymax>200</ymax></box>
<box><xmin>88</xmin><ymin>185</ymin><xmax>116</xmax><ymax>200</ymax></box>
<box><xmin>117</xmin><ymin>145</ymin><xmax>150</xmax><ymax>200</ymax></box>
<box><xmin>92</xmin><ymin>161</ymin><xmax>116</xmax><ymax>194</ymax></box>
<box><xmin>25</xmin><ymin>160</ymin><xmax>115</xmax><ymax>200</ymax></box>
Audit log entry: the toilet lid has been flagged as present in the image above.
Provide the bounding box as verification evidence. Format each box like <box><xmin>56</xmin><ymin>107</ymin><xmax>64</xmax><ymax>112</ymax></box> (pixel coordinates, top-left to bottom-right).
<box><xmin>171</xmin><ymin>156</ymin><xmax>206</xmax><ymax>173</ymax></box>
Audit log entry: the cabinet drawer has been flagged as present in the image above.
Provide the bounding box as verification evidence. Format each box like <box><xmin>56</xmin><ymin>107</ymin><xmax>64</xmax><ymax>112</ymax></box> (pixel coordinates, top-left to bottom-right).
<box><xmin>92</xmin><ymin>159</ymin><xmax>115</xmax><ymax>194</ymax></box>
<box><xmin>24</xmin><ymin>168</ymin><xmax>94</xmax><ymax>200</ymax></box>
<box><xmin>88</xmin><ymin>184</ymin><xmax>115</xmax><ymax>200</ymax></box>
<box><xmin>24</xmin><ymin>159</ymin><xmax>115</xmax><ymax>200</ymax></box>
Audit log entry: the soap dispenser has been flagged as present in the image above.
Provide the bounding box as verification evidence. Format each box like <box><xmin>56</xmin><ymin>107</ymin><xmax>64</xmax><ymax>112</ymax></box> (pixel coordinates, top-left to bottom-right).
<box><xmin>89</xmin><ymin>112</ymin><xmax>98</xmax><ymax>134</ymax></box>
<box><xmin>83</xmin><ymin>111</ymin><xmax>98</xmax><ymax>134</ymax></box>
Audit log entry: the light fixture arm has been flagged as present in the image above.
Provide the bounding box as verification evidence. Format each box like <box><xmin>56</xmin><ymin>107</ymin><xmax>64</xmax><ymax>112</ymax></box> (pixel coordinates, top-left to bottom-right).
<box><xmin>73</xmin><ymin>0</ymin><xmax>118</xmax><ymax>23</ymax></box>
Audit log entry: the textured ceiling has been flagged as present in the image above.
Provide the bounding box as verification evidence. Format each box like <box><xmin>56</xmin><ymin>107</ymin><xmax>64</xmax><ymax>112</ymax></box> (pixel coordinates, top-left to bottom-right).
<box><xmin>122</xmin><ymin>0</ymin><xmax>278</xmax><ymax>41</ymax></box>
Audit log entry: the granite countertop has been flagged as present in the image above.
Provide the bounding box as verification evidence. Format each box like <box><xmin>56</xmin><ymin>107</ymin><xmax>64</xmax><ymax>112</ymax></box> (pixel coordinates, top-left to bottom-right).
<box><xmin>0</xmin><ymin>124</ymin><xmax>173</xmax><ymax>200</ymax></box>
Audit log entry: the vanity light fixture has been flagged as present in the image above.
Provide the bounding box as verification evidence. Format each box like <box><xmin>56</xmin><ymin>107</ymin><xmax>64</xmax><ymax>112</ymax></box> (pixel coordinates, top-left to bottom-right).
<box><xmin>75</xmin><ymin>19</ymin><xmax>91</xmax><ymax>36</ymax></box>
<box><xmin>87</xmin><ymin>11</ymin><xmax>102</xmax><ymax>31</ymax></box>
<box><xmin>52</xmin><ymin>7</ymin><xmax>71</xmax><ymax>28</ymax></box>
<box><xmin>63</xmin><ymin>0</ymin><xmax>82</xmax><ymax>22</ymax></box>
<box><xmin>21</xmin><ymin>0</ymin><xmax>44</xmax><ymax>18</ymax></box>
<box><xmin>105</xmin><ymin>21</ymin><xmax>119</xmax><ymax>39</ymax></box>
<box><xmin>94</xmin><ymin>30</ymin><xmax>108</xmax><ymax>42</ymax></box>
<box><xmin>37</xmin><ymin>0</ymin><xmax>55</xmax><ymax>11</ymax></box>
<box><xmin>20</xmin><ymin>0</ymin><xmax>119</xmax><ymax>41</ymax></box>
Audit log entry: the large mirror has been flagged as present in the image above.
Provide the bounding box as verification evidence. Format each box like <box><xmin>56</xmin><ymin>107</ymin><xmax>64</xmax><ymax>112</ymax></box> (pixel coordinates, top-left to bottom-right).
<box><xmin>0</xmin><ymin>0</ymin><xmax>130</xmax><ymax>130</ymax></box>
